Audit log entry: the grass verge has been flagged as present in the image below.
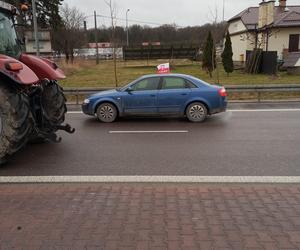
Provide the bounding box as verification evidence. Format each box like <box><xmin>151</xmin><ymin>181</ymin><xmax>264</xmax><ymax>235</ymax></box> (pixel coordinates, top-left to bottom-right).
<box><xmin>58</xmin><ymin>59</ymin><xmax>300</xmax><ymax>88</ymax></box>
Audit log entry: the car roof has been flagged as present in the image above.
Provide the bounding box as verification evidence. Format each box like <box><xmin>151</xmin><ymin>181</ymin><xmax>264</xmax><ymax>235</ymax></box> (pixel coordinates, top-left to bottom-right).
<box><xmin>140</xmin><ymin>73</ymin><xmax>193</xmax><ymax>79</ymax></box>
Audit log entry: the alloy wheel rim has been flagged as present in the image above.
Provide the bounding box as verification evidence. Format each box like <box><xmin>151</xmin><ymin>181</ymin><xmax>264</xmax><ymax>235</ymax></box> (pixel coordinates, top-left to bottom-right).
<box><xmin>99</xmin><ymin>105</ymin><xmax>114</xmax><ymax>120</ymax></box>
<box><xmin>189</xmin><ymin>105</ymin><xmax>205</xmax><ymax>120</ymax></box>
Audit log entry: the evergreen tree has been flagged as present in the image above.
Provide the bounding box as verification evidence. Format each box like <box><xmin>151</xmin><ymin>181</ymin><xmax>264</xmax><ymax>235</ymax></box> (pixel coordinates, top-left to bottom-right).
<box><xmin>202</xmin><ymin>31</ymin><xmax>216</xmax><ymax>78</ymax></box>
<box><xmin>4</xmin><ymin>0</ymin><xmax>63</xmax><ymax>29</ymax></box>
<box><xmin>222</xmin><ymin>32</ymin><xmax>234</xmax><ymax>76</ymax></box>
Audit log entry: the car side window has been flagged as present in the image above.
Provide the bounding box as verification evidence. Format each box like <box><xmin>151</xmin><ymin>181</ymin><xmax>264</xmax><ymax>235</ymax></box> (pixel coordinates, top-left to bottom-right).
<box><xmin>161</xmin><ymin>77</ymin><xmax>187</xmax><ymax>90</ymax></box>
<box><xmin>131</xmin><ymin>77</ymin><xmax>160</xmax><ymax>91</ymax></box>
<box><xmin>185</xmin><ymin>80</ymin><xmax>198</xmax><ymax>89</ymax></box>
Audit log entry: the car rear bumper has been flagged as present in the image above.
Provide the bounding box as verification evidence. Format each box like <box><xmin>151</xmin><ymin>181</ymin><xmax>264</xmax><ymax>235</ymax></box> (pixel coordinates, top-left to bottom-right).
<box><xmin>210</xmin><ymin>98</ymin><xmax>227</xmax><ymax>114</ymax></box>
<box><xmin>210</xmin><ymin>107</ymin><xmax>227</xmax><ymax>115</ymax></box>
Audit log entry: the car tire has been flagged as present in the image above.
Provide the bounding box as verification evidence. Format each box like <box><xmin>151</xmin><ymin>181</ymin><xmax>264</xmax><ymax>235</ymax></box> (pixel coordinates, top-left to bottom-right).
<box><xmin>0</xmin><ymin>84</ymin><xmax>33</xmax><ymax>165</ymax></box>
<box><xmin>186</xmin><ymin>102</ymin><xmax>207</xmax><ymax>123</ymax></box>
<box><xmin>96</xmin><ymin>103</ymin><xmax>118</xmax><ymax>123</ymax></box>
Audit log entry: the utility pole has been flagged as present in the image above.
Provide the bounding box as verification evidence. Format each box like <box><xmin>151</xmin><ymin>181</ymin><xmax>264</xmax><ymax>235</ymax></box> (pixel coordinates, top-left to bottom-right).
<box><xmin>223</xmin><ymin>0</ymin><xmax>225</xmax><ymax>21</ymax></box>
<box><xmin>94</xmin><ymin>11</ymin><xmax>99</xmax><ymax>64</ymax></box>
<box><xmin>32</xmin><ymin>0</ymin><xmax>40</xmax><ymax>56</ymax></box>
<box><xmin>126</xmin><ymin>9</ymin><xmax>130</xmax><ymax>47</ymax></box>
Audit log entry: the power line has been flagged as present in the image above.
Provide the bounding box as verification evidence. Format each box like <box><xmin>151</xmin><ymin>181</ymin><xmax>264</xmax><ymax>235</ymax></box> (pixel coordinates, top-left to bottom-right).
<box><xmin>97</xmin><ymin>14</ymin><xmax>163</xmax><ymax>26</ymax></box>
<box><xmin>85</xmin><ymin>14</ymin><xmax>182</xmax><ymax>27</ymax></box>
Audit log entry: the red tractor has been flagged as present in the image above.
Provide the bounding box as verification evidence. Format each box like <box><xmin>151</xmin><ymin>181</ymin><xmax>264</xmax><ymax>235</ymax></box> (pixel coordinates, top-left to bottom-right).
<box><xmin>0</xmin><ymin>1</ymin><xmax>74</xmax><ymax>165</ymax></box>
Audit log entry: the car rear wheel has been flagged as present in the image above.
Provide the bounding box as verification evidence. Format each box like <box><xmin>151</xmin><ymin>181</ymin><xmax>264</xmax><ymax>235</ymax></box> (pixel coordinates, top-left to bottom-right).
<box><xmin>186</xmin><ymin>102</ymin><xmax>207</xmax><ymax>122</ymax></box>
<box><xmin>96</xmin><ymin>103</ymin><xmax>118</xmax><ymax>123</ymax></box>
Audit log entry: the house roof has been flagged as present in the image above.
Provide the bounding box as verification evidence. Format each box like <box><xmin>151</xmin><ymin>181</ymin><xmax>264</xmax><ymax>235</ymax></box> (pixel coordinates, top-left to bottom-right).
<box><xmin>228</xmin><ymin>6</ymin><xmax>300</xmax><ymax>29</ymax></box>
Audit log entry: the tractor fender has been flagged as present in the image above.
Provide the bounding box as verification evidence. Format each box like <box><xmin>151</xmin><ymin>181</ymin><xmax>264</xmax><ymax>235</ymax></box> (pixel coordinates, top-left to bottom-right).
<box><xmin>19</xmin><ymin>54</ymin><xmax>66</xmax><ymax>81</ymax></box>
<box><xmin>0</xmin><ymin>55</ymin><xmax>39</xmax><ymax>85</ymax></box>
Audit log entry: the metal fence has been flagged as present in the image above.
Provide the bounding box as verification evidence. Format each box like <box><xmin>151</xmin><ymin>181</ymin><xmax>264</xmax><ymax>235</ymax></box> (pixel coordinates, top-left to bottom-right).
<box><xmin>64</xmin><ymin>84</ymin><xmax>300</xmax><ymax>105</ymax></box>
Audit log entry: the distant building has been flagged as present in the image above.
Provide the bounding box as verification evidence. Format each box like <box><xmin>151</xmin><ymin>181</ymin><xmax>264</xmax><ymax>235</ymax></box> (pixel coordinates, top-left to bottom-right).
<box><xmin>88</xmin><ymin>43</ymin><xmax>111</xmax><ymax>48</ymax></box>
<box><xmin>25</xmin><ymin>30</ymin><xmax>52</xmax><ymax>55</ymax></box>
<box><xmin>75</xmin><ymin>43</ymin><xmax>123</xmax><ymax>59</ymax></box>
<box><xmin>142</xmin><ymin>42</ymin><xmax>161</xmax><ymax>46</ymax></box>
<box><xmin>227</xmin><ymin>0</ymin><xmax>300</xmax><ymax>61</ymax></box>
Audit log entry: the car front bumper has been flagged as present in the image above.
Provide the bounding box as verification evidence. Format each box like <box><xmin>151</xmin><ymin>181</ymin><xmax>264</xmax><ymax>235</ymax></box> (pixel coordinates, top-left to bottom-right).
<box><xmin>82</xmin><ymin>103</ymin><xmax>94</xmax><ymax>116</ymax></box>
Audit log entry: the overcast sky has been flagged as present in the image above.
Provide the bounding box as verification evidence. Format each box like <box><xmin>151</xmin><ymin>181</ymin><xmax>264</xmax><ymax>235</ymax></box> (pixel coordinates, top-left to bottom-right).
<box><xmin>64</xmin><ymin>0</ymin><xmax>300</xmax><ymax>28</ymax></box>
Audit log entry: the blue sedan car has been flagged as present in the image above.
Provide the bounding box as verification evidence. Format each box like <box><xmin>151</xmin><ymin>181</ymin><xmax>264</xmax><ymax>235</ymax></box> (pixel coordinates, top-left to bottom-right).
<box><xmin>82</xmin><ymin>74</ymin><xmax>227</xmax><ymax>123</ymax></box>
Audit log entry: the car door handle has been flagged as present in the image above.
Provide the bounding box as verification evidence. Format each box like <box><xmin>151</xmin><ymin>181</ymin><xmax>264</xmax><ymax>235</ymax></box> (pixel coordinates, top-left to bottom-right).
<box><xmin>150</xmin><ymin>94</ymin><xmax>156</xmax><ymax>97</ymax></box>
<box><xmin>181</xmin><ymin>93</ymin><xmax>188</xmax><ymax>96</ymax></box>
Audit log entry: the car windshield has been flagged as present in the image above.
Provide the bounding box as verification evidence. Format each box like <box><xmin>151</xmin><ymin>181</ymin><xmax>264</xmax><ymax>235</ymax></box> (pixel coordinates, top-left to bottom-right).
<box><xmin>119</xmin><ymin>79</ymin><xmax>139</xmax><ymax>91</ymax></box>
<box><xmin>0</xmin><ymin>12</ymin><xmax>21</xmax><ymax>58</ymax></box>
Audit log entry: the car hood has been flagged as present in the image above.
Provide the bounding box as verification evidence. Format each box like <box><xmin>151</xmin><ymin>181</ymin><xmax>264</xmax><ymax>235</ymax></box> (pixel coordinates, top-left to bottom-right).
<box><xmin>90</xmin><ymin>89</ymin><xmax>118</xmax><ymax>98</ymax></box>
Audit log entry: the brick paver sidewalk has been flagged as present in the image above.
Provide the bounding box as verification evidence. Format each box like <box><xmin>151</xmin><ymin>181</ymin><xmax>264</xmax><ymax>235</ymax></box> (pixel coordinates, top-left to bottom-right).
<box><xmin>0</xmin><ymin>183</ymin><xmax>300</xmax><ymax>250</ymax></box>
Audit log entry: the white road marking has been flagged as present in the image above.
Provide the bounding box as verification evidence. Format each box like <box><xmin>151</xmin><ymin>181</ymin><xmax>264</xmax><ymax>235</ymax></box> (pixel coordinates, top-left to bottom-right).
<box><xmin>229</xmin><ymin>109</ymin><xmax>300</xmax><ymax>112</ymax></box>
<box><xmin>68</xmin><ymin>111</ymin><xmax>84</xmax><ymax>114</ymax></box>
<box><xmin>67</xmin><ymin>109</ymin><xmax>300</xmax><ymax>115</ymax></box>
<box><xmin>0</xmin><ymin>176</ymin><xmax>300</xmax><ymax>183</ymax></box>
<box><xmin>109</xmin><ymin>131</ymin><xmax>188</xmax><ymax>134</ymax></box>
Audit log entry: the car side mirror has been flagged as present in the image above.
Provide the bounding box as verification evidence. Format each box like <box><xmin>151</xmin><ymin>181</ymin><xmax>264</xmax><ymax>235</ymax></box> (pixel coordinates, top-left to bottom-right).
<box><xmin>126</xmin><ymin>86</ymin><xmax>133</xmax><ymax>93</ymax></box>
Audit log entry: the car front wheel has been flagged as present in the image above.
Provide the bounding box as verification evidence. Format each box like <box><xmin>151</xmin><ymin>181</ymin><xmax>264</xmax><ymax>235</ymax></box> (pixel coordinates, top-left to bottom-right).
<box><xmin>186</xmin><ymin>102</ymin><xmax>207</xmax><ymax>122</ymax></box>
<box><xmin>96</xmin><ymin>103</ymin><xmax>118</xmax><ymax>123</ymax></box>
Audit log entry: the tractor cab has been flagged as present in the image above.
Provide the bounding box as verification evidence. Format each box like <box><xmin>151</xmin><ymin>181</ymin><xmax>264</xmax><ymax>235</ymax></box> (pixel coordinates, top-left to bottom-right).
<box><xmin>0</xmin><ymin>2</ymin><xmax>22</xmax><ymax>58</ymax></box>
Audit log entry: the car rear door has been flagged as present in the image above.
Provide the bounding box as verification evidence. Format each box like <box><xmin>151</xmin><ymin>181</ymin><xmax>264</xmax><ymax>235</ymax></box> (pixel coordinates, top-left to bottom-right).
<box><xmin>157</xmin><ymin>76</ymin><xmax>192</xmax><ymax>114</ymax></box>
<box><xmin>123</xmin><ymin>77</ymin><xmax>160</xmax><ymax>114</ymax></box>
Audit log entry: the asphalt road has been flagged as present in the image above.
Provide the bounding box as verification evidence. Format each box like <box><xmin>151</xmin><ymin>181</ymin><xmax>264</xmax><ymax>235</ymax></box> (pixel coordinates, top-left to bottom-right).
<box><xmin>1</xmin><ymin>108</ymin><xmax>300</xmax><ymax>177</ymax></box>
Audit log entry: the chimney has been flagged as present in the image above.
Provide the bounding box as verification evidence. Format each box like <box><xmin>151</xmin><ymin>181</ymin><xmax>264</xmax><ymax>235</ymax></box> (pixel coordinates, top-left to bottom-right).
<box><xmin>258</xmin><ymin>0</ymin><xmax>275</xmax><ymax>28</ymax></box>
<box><xmin>279</xmin><ymin>0</ymin><xmax>287</xmax><ymax>8</ymax></box>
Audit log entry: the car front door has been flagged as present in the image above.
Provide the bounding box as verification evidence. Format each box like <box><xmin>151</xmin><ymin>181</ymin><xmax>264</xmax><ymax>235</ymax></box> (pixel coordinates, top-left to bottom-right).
<box><xmin>123</xmin><ymin>77</ymin><xmax>160</xmax><ymax>114</ymax></box>
<box><xmin>157</xmin><ymin>76</ymin><xmax>192</xmax><ymax>114</ymax></box>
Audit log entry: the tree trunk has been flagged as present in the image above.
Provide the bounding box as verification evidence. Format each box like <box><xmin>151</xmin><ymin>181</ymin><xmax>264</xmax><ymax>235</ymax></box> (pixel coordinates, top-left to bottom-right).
<box><xmin>65</xmin><ymin>53</ymin><xmax>69</xmax><ymax>64</ymax></box>
<box><xmin>112</xmin><ymin>31</ymin><xmax>118</xmax><ymax>87</ymax></box>
<box><xmin>70</xmin><ymin>48</ymin><xmax>74</xmax><ymax>64</ymax></box>
<box><xmin>65</xmin><ymin>40</ymin><xmax>69</xmax><ymax>64</ymax></box>
<box><xmin>113</xmin><ymin>49</ymin><xmax>118</xmax><ymax>87</ymax></box>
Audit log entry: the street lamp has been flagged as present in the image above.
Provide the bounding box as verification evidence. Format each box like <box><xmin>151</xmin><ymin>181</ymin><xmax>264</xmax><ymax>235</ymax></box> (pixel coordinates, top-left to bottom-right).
<box><xmin>126</xmin><ymin>9</ymin><xmax>130</xmax><ymax>47</ymax></box>
<box><xmin>223</xmin><ymin>0</ymin><xmax>225</xmax><ymax>21</ymax></box>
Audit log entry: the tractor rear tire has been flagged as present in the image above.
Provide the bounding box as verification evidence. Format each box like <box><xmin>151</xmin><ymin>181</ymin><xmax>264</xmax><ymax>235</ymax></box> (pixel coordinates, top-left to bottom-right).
<box><xmin>30</xmin><ymin>81</ymin><xmax>67</xmax><ymax>143</ymax></box>
<box><xmin>0</xmin><ymin>85</ymin><xmax>32</xmax><ymax>165</ymax></box>
<box><xmin>42</xmin><ymin>81</ymin><xmax>67</xmax><ymax>128</ymax></box>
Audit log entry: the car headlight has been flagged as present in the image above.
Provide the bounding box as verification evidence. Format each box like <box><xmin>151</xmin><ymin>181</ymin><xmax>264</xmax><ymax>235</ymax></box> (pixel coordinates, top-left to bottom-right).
<box><xmin>83</xmin><ymin>99</ymin><xmax>90</xmax><ymax>104</ymax></box>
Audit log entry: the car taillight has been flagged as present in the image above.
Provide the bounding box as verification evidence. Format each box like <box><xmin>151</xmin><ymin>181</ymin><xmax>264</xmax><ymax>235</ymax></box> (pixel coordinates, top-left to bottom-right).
<box><xmin>218</xmin><ymin>87</ymin><xmax>227</xmax><ymax>97</ymax></box>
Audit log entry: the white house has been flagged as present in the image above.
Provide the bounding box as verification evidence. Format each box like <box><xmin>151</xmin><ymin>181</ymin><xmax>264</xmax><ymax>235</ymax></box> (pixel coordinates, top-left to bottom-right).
<box><xmin>25</xmin><ymin>30</ymin><xmax>52</xmax><ymax>55</ymax></box>
<box><xmin>227</xmin><ymin>0</ymin><xmax>300</xmax><ymax>61</ymax></box>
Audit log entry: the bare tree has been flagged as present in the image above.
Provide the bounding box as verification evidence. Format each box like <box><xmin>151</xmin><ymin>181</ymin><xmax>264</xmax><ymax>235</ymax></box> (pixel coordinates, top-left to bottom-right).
<box><xmin>241</xmin><ymin>27</ymin><xmax>279</xmax><ymax>52</ymax></box>
<box><xmin>53</xmin><ymin>4</ymin><xmax>85</xmax><ymax>63</ymax></box>
<box><xmin>105</xmin><ymin>0</ymin><xmax>118</xmax><ymax>87</ymax></box>
<box><xmin>208</xmin><ymin>5</ymin><xmax>219</xmax><ymax>24</ymax></box>
<box><xmin>207</xmin><ymin>4</ymin><xmax>222</xmax><ymax>84</ymax></box>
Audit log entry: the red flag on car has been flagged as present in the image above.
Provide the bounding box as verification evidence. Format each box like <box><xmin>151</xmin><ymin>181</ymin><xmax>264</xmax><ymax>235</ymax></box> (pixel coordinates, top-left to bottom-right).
<box><xmin>157</xmin><ymin>63</ymin><xmax>170</xmax><ymax>74</ymax></box>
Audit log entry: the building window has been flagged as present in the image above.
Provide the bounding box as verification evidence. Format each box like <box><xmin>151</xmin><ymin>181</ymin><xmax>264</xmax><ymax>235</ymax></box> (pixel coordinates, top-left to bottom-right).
<box><xmin>289</xmin><ymin>34</ymin><xmax>299</xmax><ymax>52</ymax></box>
